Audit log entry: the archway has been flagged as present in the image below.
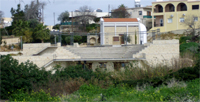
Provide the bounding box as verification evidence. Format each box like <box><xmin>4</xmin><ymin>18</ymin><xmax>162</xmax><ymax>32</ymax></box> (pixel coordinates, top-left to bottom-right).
<box><xmin>89</xmin><ymin>37</ymin><xmax>96</xmax><ymax>44</ymax></box>
<box><xmin>154</xmin><ymin>4</ymin><xmax>163</xmax><ymax>13</ymax></box>
<box><xmin>177</xmin><ymin>3</ymin><xmax>187</xmax><ymax>11</ymax></box>
<box><xmin>165</xmin><ymin>3</ymin><xmax>175</xmax><ymax>12</ymax></box>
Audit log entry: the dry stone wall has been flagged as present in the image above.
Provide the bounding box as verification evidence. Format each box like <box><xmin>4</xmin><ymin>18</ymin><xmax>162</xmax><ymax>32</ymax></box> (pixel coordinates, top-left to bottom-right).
<box><xmin>133</xmin><ymin>40</ymin><xmax>179</xmax><ymax>67</ymax></box>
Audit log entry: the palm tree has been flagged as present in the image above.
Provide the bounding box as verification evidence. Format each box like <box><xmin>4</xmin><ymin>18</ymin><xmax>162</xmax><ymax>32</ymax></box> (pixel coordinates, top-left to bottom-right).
<box><xmin>34</xmin><ymin>23</ymin><xmax>50</xmax><ymax>43</ymax></box>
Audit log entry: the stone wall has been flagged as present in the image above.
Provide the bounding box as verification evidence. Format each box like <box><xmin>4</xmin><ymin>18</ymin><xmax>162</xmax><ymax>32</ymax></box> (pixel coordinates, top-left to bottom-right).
<box><xmin>133</xmin><ymin>40</ymin><xmax>179</xmax><ymax>67</ymax></box>
<box><xmin>23</xmin><ymin>43</ymin><xmax>51</xmax><ymax>56</ymax></box>
<box><xmin>12</xmin><ymin>56</ymin><xmax>53</xmax><ymax>68</ymax></box>
<box><xmin>1</xmin><ymin>37</ymin><xmax>20</xmax><ymax>46</ymax></box>
<box><xmin>39</xmin><ymin>47</ymin><xmax>81</xmax><ymax>59</ymax></box>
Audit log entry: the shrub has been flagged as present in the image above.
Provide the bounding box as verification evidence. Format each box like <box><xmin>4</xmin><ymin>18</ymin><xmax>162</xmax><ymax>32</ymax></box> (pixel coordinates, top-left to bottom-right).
<box><xmin>179</xmin><ymin>36</ymin><xmax>191</xmax><ymax>44</ymax></box>
<box><xmin>116</xmin><ymin>65</ymin><xmax>200</xmax><ymax>88</ymax></box>
<box><xmin>53</xmin><ymin>65</ymin><xmax>93</xmax><ymax>80</ymax></box>
<box><xmin>180</xmin><ymin>42</ymin><xmax>199</xmax><ymax>53</ymax></box>
<box><xmin>0</xmin><ymin>55</ymin><xmax>52</xmax><ymax>99</ymax></box>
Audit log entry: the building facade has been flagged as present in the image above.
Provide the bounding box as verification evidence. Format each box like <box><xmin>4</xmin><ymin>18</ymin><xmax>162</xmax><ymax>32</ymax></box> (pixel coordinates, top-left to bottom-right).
<box><xmin>100</xmin><ymin>18</ymin><xmax>147</xmax><ymax>45</ymax></box>
<box><xmin>151</xmin><ymin>0</ymin><xmax>200</xmax><ymax>33</ymax></box>
<box><xmin>127</xmin><ymin>6</ymin><xmax>153</xmax><ymax>30</ymax></box>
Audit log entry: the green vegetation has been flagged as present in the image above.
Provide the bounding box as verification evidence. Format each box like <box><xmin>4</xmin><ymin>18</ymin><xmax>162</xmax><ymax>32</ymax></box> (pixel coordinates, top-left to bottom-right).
<box><xmin>1</xmin><ymin>3</ymin><xmax>50</xmax><ymax>43</ymax></box>
<box><xmin>1</xmin><ymin>36</ymin><xmax>199</xmax><ymax>101</ymax></box>
<box><xmin>86</xmin><ymin>24</ymin><xmax>99</xmax><ymax>32</ymax></box>
<box><xmin>62</xmin><ymin>78</ymin><xmax>199</xmax><ymax>101</ymax></box>
<box><xmin>9</xmin><ymin>89</ymin><xmax>60</xmax><ymax>101</ymax></box>
<box><xmin>0</xmin><ymin>55</ymin><xmax>52</xmax><ymax>99</ymax></box>
<box><xmin>64</xmin><ymin>35</ymin><xmax>87</xmax><ymax>45</ymax></box>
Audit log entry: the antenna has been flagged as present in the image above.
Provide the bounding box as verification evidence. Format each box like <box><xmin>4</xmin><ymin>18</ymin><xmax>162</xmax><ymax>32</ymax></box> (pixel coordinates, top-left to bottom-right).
<box><xmin>108</xmin><ymin>4</ymin><xmax>110</xmax><ymax>16</ymax></box>
<box><xmin>134</xmin><ymin>0</ymin><xmax>141</xmax><ymax>8</ymax></box>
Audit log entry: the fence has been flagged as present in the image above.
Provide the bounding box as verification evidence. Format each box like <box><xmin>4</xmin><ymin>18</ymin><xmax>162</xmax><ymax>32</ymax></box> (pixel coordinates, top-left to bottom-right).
<box><xmin>50</xmin><ymin>31</ymin><xmax>149</xmax><ymax>46</ymax></box>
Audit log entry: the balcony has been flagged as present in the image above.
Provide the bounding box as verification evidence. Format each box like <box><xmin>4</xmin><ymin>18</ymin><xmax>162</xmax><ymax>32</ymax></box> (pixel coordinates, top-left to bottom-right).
<box><xmin>143</xmin><ymin>15</ymin><xmax>156</xmax><ymax>18</ymax></box>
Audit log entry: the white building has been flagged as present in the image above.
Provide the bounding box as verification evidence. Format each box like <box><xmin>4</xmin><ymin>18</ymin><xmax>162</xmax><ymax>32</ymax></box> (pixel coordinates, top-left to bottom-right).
<box><xmin>100</xmin><ymin>18</ymin><xmax>147</xmax><ymax>45</ymax></box>
<box><xmin>0</xmin><ymin>18</ymin><xmax>13</xmax><ymax>28</ymax></box>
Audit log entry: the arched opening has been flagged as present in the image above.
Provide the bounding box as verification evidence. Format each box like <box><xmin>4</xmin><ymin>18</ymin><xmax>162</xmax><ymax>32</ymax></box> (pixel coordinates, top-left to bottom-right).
<box><xmin>165</xmin><ymin>4</ymin><xmax>175</xmax><ymax>12</ymax></box>
<box><xmin>177</xmin><ymin>3</ymin><xmax>187</xmax><ymax>11</ymax></box>
<box><xmin>154</xmin><ymin>4</ymin><xmax>163</xmax><ymax>13</ymax></box>
<box><xmin>89</xmin><ymin>37</ymin><xmax>96</xmax><ymax>44</ymax></box>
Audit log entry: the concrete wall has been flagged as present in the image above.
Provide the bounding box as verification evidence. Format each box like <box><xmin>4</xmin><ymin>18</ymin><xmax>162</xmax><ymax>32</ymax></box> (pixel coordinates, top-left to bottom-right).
<box><xmin>23</xmin><ymin>43</ymin><xmax>51</xmax><ymax>56</ymax></box>
<box><xmin>133</xmin><ymin>40</ymin><xmax>179</xmax><ymax>67</ymax></box>
<box><xmin>1</xmin><ymin>37</ymin><xmax>20</xmax><ymax>46</ymax></box>
<box><xmin>45</xmin><ymin>61</ymin><xmax>77</xmax><ymax>72</ymax></box>
<box><xmin>13</xmin><ymin>56</ymin><xmax>53</xmax><ymax>68</ymax></box>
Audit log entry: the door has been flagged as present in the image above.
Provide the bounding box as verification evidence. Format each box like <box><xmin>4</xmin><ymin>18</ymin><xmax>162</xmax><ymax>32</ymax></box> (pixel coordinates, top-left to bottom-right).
<box><xmin>160</xmin><ymin>19</ymin><xmax>163</xmax><ymax>26</ymax></box>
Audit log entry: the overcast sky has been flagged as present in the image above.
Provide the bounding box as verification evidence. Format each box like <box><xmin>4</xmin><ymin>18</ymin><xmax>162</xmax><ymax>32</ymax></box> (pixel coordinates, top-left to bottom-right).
<box><xmin>0</xmin><ymin>0</ymin><xmax>155</xmax><ymax>25</ymax></box>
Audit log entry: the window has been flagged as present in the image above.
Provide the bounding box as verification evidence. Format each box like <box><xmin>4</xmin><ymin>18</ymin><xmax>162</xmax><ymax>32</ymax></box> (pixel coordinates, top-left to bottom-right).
<box><xmin>113</xmin><ymin>37</ymin><xmax>119</xmax><ymax>41</ymax></box>
<box><xmin>147</xmin><ymin>11</ymin><xmax>151</xmax><ymax>16</ymax></box>
<box><xmin>194</xmin><ymin>17</ymin><xmax>198</xmax><ymax>21</ymax></box>
<box><xmin>192</xmin><ymin>5</ymin><xmax>199</xmax><ymax>10</ymax></box>
<box><xmin>99</xmin><ymin>63</ymin><xmax>106</xmax><ymax>68</ymax></box>
<box><xmin>139</xmin><ymin>11</ymin><xmax>142</xmax><ymax>15</ymax></box>
<box><xmin>130</xmin><ymin>12</ymin><xmax>132</xmax><ymax>15</ymax></box>
<box><xmin>180</xmin><ymin>18</ymin><xmax>184</xmax><ymax>22</ymax></box>
<box><xmin>121</xmin><ymin>63</ymin><xmax>125</xmax><ymax>67</ymax></box>
<box><xmin>160</xmin><ymin>19</ymin><xmax>163</xmax><ymax>26</ymax></box>
<box><xmin>168</xmin><ymin>18</ymin><xmax>172</xmax><ymax>23</ymax></box>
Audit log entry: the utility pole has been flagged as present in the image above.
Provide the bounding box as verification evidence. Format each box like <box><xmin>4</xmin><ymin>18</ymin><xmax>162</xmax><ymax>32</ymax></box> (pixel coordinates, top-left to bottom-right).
<box><xmin>54</xmin><ymin>12</ymin><xmax>55</xmax><ymax>25</ymax></box>
<box><xmin>20</xmin><ymin>36</ymin><xmax>22</xmax><ymax>50</ymax></box>
<box><xmin>108</xmin><ymin>4</ymin><xmax>110</xmax><ymax>16</ymax></box>
<box><xmin>71</xmin><ymin>11</ymin><xmax>73</xmax><ymax>32</ymax></box>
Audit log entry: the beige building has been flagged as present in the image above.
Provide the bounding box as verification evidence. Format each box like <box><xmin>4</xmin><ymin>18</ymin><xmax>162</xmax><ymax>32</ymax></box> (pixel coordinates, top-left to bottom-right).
<box><xmin>151</xmin><ymin>0</ymin><xmax>200</xmax><ymax>33</ymax></box>
<box><xmin>100</xmin><ymin>18</ymin><xmax>147</xmax><ymax>45</ymax></box>
<box><xmin>127</xmin><ymin>6</ymin><xmax>153</xmax><ymax>30</ymax></box>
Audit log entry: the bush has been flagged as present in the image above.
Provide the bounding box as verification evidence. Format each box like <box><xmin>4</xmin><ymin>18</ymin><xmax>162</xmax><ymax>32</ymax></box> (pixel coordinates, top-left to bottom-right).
<box><xmin>116</xmin><ymin>65</ymin><xmax>200</xmax><ymax>88</ymax></box>
<box><xmin>0</xmin><ymin>55</ymin><xmax>52</xmax><ymax>99</ymax></box>
<box><xmin>53</xmin><ymin>65</ymin><xmax>93</xmax><ymax>80</ymax></box>
<box><xmin>9</xmin><ymin>89</ymin><xmax>60</xmax><ymax>101</ymax></box>
<box><xmin>179</xmin><ymin>36</ymin><xmax>191</xmax><ymax>44</ymax></box>
<box><xmin>180</xmin><ymin>42</ymin><xmax>199</xmax><ymax>53</ymax></box>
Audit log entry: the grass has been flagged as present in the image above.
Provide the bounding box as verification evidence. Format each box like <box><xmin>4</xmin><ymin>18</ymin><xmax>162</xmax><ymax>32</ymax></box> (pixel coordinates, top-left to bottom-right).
<box><xmin>61</xmin><ymin>78</ymin><xmax>200</xmax><ymax>102</ymax></box>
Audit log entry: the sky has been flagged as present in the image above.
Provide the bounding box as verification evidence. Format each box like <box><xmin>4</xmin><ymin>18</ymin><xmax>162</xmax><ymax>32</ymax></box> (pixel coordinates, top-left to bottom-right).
<box><xmin>0</xmin><ymin>0</ymin><xmax>154</xmax><ymax>25</ymax></box>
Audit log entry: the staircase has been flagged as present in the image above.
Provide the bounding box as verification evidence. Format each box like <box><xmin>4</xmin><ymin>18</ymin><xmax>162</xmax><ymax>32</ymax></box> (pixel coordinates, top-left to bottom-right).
<box><xmin>122</xmin><ymin>45</ymin><xmax>147</xmax><ymax>58</ymax></box>
<box><xmin>65</xmin><ymin>47</ymin><xmax>130</xmax><ymax>58</ymax></box>
<box><xmin>65</xmin><ymin>46</ymin><xmax>147</xmax><ymax>59</ymax></box>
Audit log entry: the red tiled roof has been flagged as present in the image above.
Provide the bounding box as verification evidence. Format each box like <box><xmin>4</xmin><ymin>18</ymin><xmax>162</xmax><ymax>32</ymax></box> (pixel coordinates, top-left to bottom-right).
<box><xmin>103</xmin><ymin>18</ymin><xmax>138</xmax><ymax>22</ymax></box>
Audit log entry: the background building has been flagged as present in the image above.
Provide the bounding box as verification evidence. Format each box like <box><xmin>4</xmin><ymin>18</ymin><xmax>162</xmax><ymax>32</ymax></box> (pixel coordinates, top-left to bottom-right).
<box><xmin>127</xmin><ymin>6</ymin><xmax>153</xmax><ymax>30</ymax></box>
<box><xmin>0</xmin><ymin>18</ymin><xmax>13</xmax><ymax>28</ymax></box>
<box><xmin>151</xmin><ymin>0</ymin><xmax>200</xmax><ymax>33</ymax></box>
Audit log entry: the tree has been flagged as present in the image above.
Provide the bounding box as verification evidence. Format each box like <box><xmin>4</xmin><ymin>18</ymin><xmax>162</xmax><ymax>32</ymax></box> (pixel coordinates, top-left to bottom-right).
<box><xmin>34</xmin><ymin>23</ymin><xmax>50</xmax><ymax>43</ymax></box>
<box><xmin>182</xmin><ymin>15</ymin><xmax>200</xmax><ymax>42</ymax></box>
<box><xmin>0</xmin><ymin>11</ymin><xmax>3</xmax><ymax>45</ymax></box>
<box><xmin>10</xmin><ymin>4</ymin><xmax>25</xmax><ymax>21</ymax></box>
<box><xmin>111</xmin><ymin>4</ymin><xmax>130</xmax><ymax>18</ymax></box>
<box><xmin>75</xmin><ymin>6</ymin><xmax>96</xmax><ymax>31</ymax></box>
<box><xmin>23</xmin><ymin>29</ymin><xmax>33</xmax><ymax>43</ymax></box>
<box><xmin>24</xmin><ymin>1</ymin><xmax>46</xmax><ymax>22</ymax></box>
<box><xmin>53</xmin><ymin>24</ymin><xmax>60</xmax><ymax>30</ymax></box>
<box><xmin>0</xmin><ymin>30</ymin><xmax>2</xmax><ymax>45</ymax></box>
<box><xmin>0</xmin><ymin>10</ymin><xmax>3</xmax><ymax>22</ymax></box>
<box><xmin>12</xmin><ymin>20</ymin><xmax>29</xmax><ymax>36</ymax></box>
<box><xmin>58</xmin><ymin>11</ymin><xmax>69</xmax><ymax>23</ymax></box>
